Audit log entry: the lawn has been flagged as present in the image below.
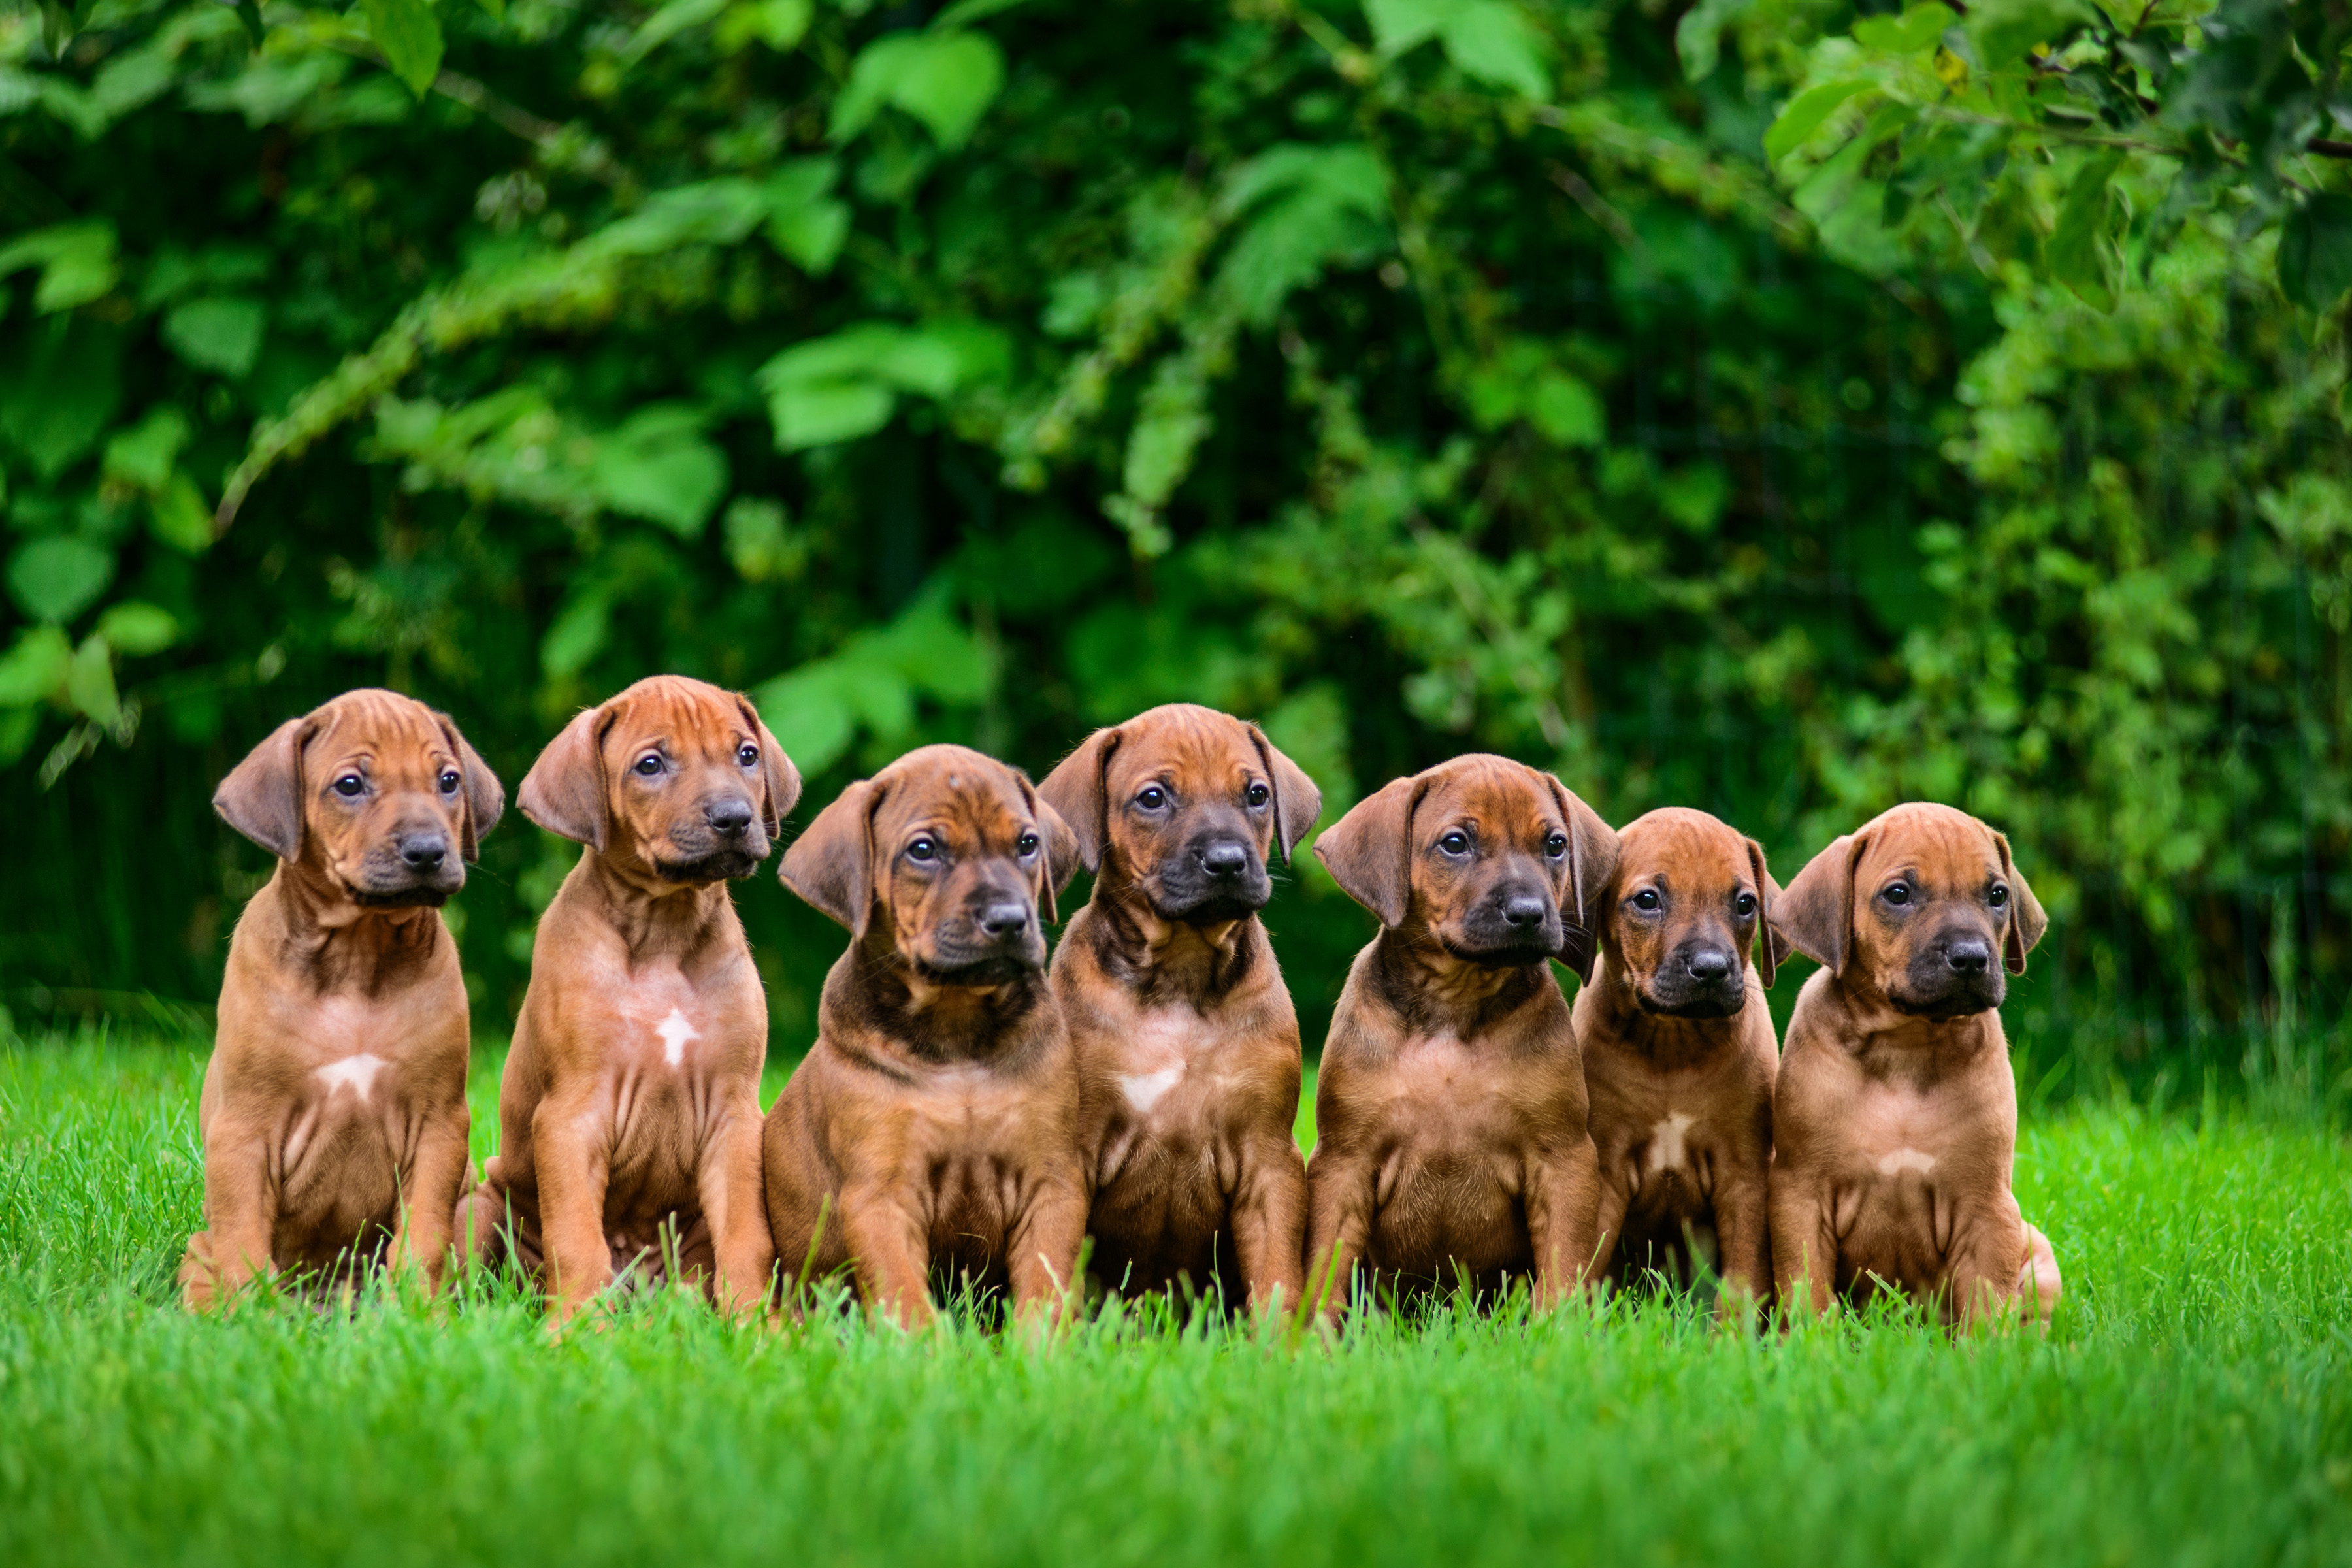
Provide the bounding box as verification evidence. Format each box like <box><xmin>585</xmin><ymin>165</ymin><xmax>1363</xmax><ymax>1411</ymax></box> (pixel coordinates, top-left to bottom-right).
<box><xmin>1</xmin><ymin>1024</ymin><xmax>2347</xmax><ymax>1568</ymax></box>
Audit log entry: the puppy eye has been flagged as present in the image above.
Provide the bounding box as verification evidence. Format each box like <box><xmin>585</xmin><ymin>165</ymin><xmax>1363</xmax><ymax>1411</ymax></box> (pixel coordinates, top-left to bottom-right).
<box><xmin>1988</xmin><ymin>885</ymin><xmax>2008</xmax><ymax>908</ymax></box>
<box><xmin>334</xmin><ymin>774</ymin><xmax>366</xmax><ymax>798</ymax></box>
<box><xmin>1882</xmin><ymin>883</ymin><xmax>1911</xmax><ymax>906</ymax></box>
<box><xmin>907</xmin><ymin>838</ymin><xmax>939</xmax><ymax>863</ymax></box>
<box><xmin>1735</xmin><ymin>892</ymin><xmax>1757</xmax><ymax>917</ymax></box>
<box><xmin>1245</xmin><ymin>782</ymin><xmax>1270</xmax><ymax>808</ymax></box>
<box><xmin>438</xmin><ymin>770</ymin><xmax>461</xmax><ymax>794</ymax></box>
<box><xmin>1633</xmin><ymin>889</ymin><xmax>1660</xmax><ymax>911</ymax></box>
<box><xmin>1135</xmin><ymin>785</ymin><xmax>1169</xmax><ymax>811</ymax></box>
<box><xmin>1438</xmin><ymin>831</ymin><xmax>1470</xmax><ymax>855</ymax></box>
<box><xmin>634</xmin><ymin>753</ymin><xmax>664</xmax><ymax>777</ymax></box>
<box><xmin>738</xmin><ymin>744</ymin><xmax>759</xmax><ymax>769</ymax></box>
<box><xmin>1016</xmin><ymin>832</ymin><xmax>1041</xmax><ymax>858</ymax></box>
<box><xmin>1543</xmin><ymin>832</ymin><xmax>1567</xmax><ymax>858</ymax></box>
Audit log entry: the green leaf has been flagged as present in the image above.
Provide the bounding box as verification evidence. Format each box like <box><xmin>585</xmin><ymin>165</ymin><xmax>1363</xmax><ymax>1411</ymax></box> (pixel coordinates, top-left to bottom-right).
<box><xmin>162</xmin><ymin>297</ymin><xmax>267</xmax><ymax>378</ymax></box>
<box><xmin>0</xmin><ymin>626</ymin><xmax>72</xmax><ymax>708</ymax></box>
<box><xmin>1765</xmin><ymin>80</ymin><xmax>1877</xmax><ymax>161</ymax></box>
<box><xmin>1675</xmin><ymin>0</ymin><xmax>1752</xmax><ymax>81</ymax></box>
<box><xmin>2046</xmin><ymin>151</ymin><xmax>2123</xmax><ymax>312</ymax></box>
<box><xmin>149</xmin><ymin>473</ymin><xmax>216</xmax><ymax>554</ymax></box>
<box><xmin>623</xmin><ymin>0</ymin><xmax>730</xmax><ymax>63</ymax></box>
<box><xmin>66</xmin><ymin>634</ymin><xmax>119</xmax><ymax>725</ymax></box>
<box><xmin>1525</xmin><ymin>372</ymin><xmax>1603</xmax><ymax>446</ymax></box>
<box><xmin>1963</xmin><ymin>0</ymin><xmax>2092</xmax><ymax>74</ymax></box>
<box><xmin>1364</xmin><ymin>0</ymin><xmax>1452</xmax><ymax>56</ymax></box>
<box><xmin>751</xmin><ymin>663</ymin><xmax>862</xmax><ymax>775</ymax></box>
<box><xmin>95</xmin><ymin>600</ymin><xmax>179</xmax><ymax>656</ymax></box>
<box><xmin>1440</xmin><ymin>3</ymin><xmax>1550</xmax><ymax>101</ymax></box>
<box><xmin>592</xmin><ymin>410</ymin><xmax>730</xmax><ymax>538</ymax></box>
<box><xmin>540</xmin><ymin>592</ymin><xmax>610</xmax><ymax>678</ymax></box>
<box><xmin>1853</xmin><ymin>3</ymin><xmax>1955</xmax><ymax>55</ymax></box>
<box><xmin>832</xmin><ymin>31</ymin><xmax>1005</xmax><ymax>150</ymax></box>
<box><xmin>585</xmin><ymin>179</ymin><xmax>772</xmax><ymax>257</ymax></box>
<box><xmin>0</xmin><ymin>221</ymin><xmax>120</xmax><ymax>313</ymax></box>
<box><xmin>103</xmin><ymin>408</ymin><xmax>192</xmax><ymax>492</ymax></box>
<box><xmin>8</xmin><ymin>536</ymin><xmax>114</xmax><ymax>624</ymax></box>
<box><xmin>931</xmin><ymin>0</ymin><xmax>1031</xmax><ymax>27</ymax></box>
<box><xmin>0</xmin><ymin>316</ymin><xmax>122</xmax><ymax>480</ymax></box>
<box><xmin>2278</xmin><ymin>194</ymin><xmax>2352</xmax><ymax>312</ymax></box>
<box><xmin>764</xmin><ymin>159</ymin><xmax>851</xmax><ymax>274</ymax></box>
<box><xmin>766</xmin><ymin>382</ymin><xmax>897</xmax><ymax>450</ymax></box>
<box><xmin>723</xmin><ymin>497</ymin><xmax>804</xmax><ymax>581</ymax></box>
<box><xmin>363</xmin><ymin>0</ymin><xmax>446</xmax><ymax>97</ymax></box>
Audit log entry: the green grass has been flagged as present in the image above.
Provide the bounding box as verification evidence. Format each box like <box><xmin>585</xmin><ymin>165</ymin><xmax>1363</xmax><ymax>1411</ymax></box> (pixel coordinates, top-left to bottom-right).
<box><xmin>2</xmin><ymin>1026</ymin><xmax>2348</xmax><ymax>1568</ymax></box>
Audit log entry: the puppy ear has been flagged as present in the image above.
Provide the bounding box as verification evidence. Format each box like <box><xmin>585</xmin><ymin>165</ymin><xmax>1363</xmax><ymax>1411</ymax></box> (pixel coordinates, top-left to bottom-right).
<box><xmin>1037</xmin><ymin>726</ymin><xmax>1119</xmax><ymax>875</ymax></box>
<box><xmin>519</xmin><ymin>706</ymin><xmax>613</xmax><ymax>851</ymax></box>
<box><xmin>781</xmin><ymin>779</ymin><xmax>879</xmax><ymax>937</ymax></box>
<box><xmin>1022</xmin><ymin>779</ymin><xmax>1083</xmax><ymax>926</ymax></box>
<box><xmin>1744</xmin><ymin>836</ymin><xmax>1783</xmax><ymax>990</ymax></box>
<box><xmin>1774</xmin><ymin>831</ymin><xmax>1868</xmax><ymax>978</ymax></box>
<box><xmin>735</xmin><ymin>694</ymin><xmax>802</xmax><ymax>839</ymax></box>
<box><xmin>1542</xmin><ymin>774</ymin><xmax>1619</xmax><ymax>985</ymax></box>
<box><xmin>434</xmin><ymin>711</ymin><xmax>506</xmax><ymax>863</ymax></box>
<box><xmin>214</xmin><ymin>715</ymin><xmax>314</xmax><ymax>862</ymax></box>
<box><xmin>1991</xmin><ymin>828</ymin><xmax>2048</xmax><ymax>976</ymax></box>
<box><xmin>1247</xmin><ymin>723</ymin><xmax>1324</xmax><ymax>864</ymax></box>
<box><xmin>1313</xmin><ymin>774</ymin><xmax>1424</xmax><ymax>930</ymax></box>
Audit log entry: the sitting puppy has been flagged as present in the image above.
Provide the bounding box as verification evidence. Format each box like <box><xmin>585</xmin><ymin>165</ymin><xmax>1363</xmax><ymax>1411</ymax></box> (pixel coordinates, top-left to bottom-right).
<box><xmin>764</xmin><ymin>745</ymin><xmax>1085</xmax><ymax>1330</ymax></box>
<box><xmin>1039</xmin><ymin>703</ymin><xmax>1322</xmax><ymax>1314</ymax></box>
<box><xmin>1768</xmin><ymin>801</ymin><xmax>2061</xmax><ymax>1329</ymax></box>
<box><xmin>1575</xmin><ymin>808</ymin><xmax>1781</xmax><ymax>1315</ymax></box>
<box><xmin>1306</xmin><ymin>754</ymin><xmax>1618</xmax><ymax>1316</ymax></box>
<box><xmin>183</xmin><ymin>689</ymin><xmax>504</xmax><ymax>1309</ymax></box>
<box><xmin>459</xmin><ymin>676</ymin><xmax>799</xmax><ymax>1327</ymax></box>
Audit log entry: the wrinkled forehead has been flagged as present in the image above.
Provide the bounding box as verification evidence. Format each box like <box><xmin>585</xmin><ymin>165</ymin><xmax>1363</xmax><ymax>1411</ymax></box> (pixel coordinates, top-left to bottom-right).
<box><xmin>1617</xmin><ymin>809</ymin><xmax>1748</xmax><ymax>890</ymax></box>
<box><xmin>875</xmin><ymin>758</ymin><xmax>1032</xmax><ymax>844</ymax></box>
<box><xmin>1857</xmin><ymin>807</ymin><xmax>2001</xmax><ymax>889</ymax></box>
<box><xmin>603</xmin><ymin>679</ymin><xmax>745</xmax><ymax>758</ymax></box>
<box><xmin>306</xmin><ymin>693</ymin><xmax>448</xmax><ymax>770</ymax></box>
<box><xmin>1418</xmin><ymin>758</ymin><xmax>1561</xmax><ymax>842</ymax></box>
<box><xmin>1106</xmin><ymin>708</ymin><xmax>1258</xmax><ymax>792</ymax></box>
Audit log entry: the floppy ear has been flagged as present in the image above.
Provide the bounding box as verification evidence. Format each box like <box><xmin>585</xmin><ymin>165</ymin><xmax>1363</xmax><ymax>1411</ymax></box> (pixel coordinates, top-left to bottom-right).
<box><xmin>1313</xmin><ymin>773</ymin><xmax>1424</xmax><ymax>930</ymax></box>
<box><xmin>781</xmin><ymin>779</ymin><xmax>880</xmax><ymax>936</ymax></box>
<box><xmin>735</xmin><ymin>694</ymin><xmax>802</xmax><ymax>839</ymax></box>
<box><xmin>1744</xmin><ymin>836</ymin><xmax>1784</xmax><ymax>990</ymax></box>
<box><xmin>434</xmin><ymin>710</ymin><xmax>506</xmax><ymax>862</ymax></box>
<box><xmin>1773</xmin><ymin>831</ymin><xmax>1868</xmax><ymax>978</ymax></box>
<box><xmin>1247</xmin><ymin>723</ymin><xmax>1324</xmax><ymax>864</ymax></box>
<box><xmin>1022</xmin><ymin>779</ymin><xmax>1083</xmax><ymax>926</ymax></box>
<box><xmin>1990</xmin><ymin>827</ymin><xmax>2048</xmax><ymax>976</ymax></box>
<box><xmin>1542</xmin><ymin>774</ymin><xmax>1619</xmax><ymax>985</ymax></box>
<box><xmin>519</xmin><ymin>706</ymin><xmax>613</xmax><ymax>851</ymax></box>
<box><xmin>214</xmin><ymin>715</ymin><xmax>314</xmax><ymax>862</ymax></box>
<box><xmin>1037</xmin><ymin>726</ymin><xmax>1119</xmax><ymax>875</ymax></box>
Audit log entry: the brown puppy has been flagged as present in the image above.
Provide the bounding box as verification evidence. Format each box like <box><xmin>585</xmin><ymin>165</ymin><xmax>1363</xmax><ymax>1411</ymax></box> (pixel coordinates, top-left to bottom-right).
<box><xmin>1575</xmin><ymin>808</ymin><xmax>1782</xmax><ymax>1315</ymax></box>
<box><xmin>458</xmin><ymin>675</ymin><xmax>799</xmax><ymax>1327</ymax></box>
<box><xmin>182</xmin><ymin>689</ymin><xmax>504</xmax><ymax>1309</ymax></box>
<box><xmin>764</xmin><ymin>744</ymin><xmax>1085</xmax><ymax>1330</ymax></box>
<box><xmin>1305</xmin><ymin>754</ymin><xmax>1618</xmax><ymax>1316</ymax></box>
<box><xmin>1767</xmin><ymin>801</ymin><xmax>2061</xmax><ymax>1329</ymax></box>
<box><xmin>1039</xmin><ymin>703</ymin><xmax>1322</xmax><ymax>1313</ymax></box>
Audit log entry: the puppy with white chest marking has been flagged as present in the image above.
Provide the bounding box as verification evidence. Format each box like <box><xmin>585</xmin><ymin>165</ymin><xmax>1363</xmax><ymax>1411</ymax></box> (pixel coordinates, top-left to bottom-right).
<box><xmin>1039</xmin><ymin>703</ymin><xmax>1322</xmax><ymax>1313</ymax></box>
<box><xmin>764</xmin><ymin>745</ymin><xmax>1086</xmax><ymax>1330</ymax></box>
<box><xmin>1767</xmin><ymin>801</ymin><xmax>2061</xmax><ymax>1330</ymax></box>
<box><xmin>1306</xmin><ymin>754</ymin><xmax>1618</xmax><ymax>1316</ymax></box>
<box><xmin>183</xmin><ymin>689</ymin><xmax>504</xmax><ymax>1309</ymax></box>
<box><xmin>1575</xmin><ymin>808</ymin><xmax>1782</xmax><ymax>1316</ymax></box>
<box><xmin>457</xmin><ymin>675</ymin><xmax>799</xmax><ymax>1327</ymax></box>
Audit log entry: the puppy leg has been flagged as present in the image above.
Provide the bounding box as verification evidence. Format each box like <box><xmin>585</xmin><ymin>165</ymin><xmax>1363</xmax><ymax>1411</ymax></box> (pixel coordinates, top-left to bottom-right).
<box><xmin>1303</xmin><ymin>1147</ymin><xmax>1375</xmax><ymax>1324</ymax></box>
<box><xmin>1948</xmin><ymin>1197</ymin><xmax>2036</xmax><ymax>1332</ymax></box>
<box><xmin>390</xmin><ymin>1103</ymin><xmax>470</xmax><ymax>1295</ymax></box>
<box><xmin>840</xmin><ymin>1184</ymin><xmax>937</xmax><ymax>1331</ymax></box>
<box><xmin>1525</xmin><ymin>1137</ymin><xmax>1603</xmax><ymax>1310</ymax></box>
<box><xmin>182</xmin><ymin>1125</ymin><xmax>275</xmax><ymax>1311</ymax></box>
<box><xmin>1230</xmin><ymin>1130</ymin><xmax>1308</xmax><ymax>1316</ymax></box>
<box><xmin>1769</xmin><ymin>1164</ymin><xmax>1837</xmax><ymax>1320</ymax></box>
<box><xmin>1592</xmin><ymin>1175</ymin><xmax>1631</xmax><ymax>1296</ymax></box>
<box><xmin>1006</xmin><ymin>1173</ymin><xmax>1088</xmax><ymax>1328</ymax></box>
<box><xmin>1710</xmin><ymin>1168</ymin><xmax>1772</xmax><ymax>1328</ymax></box>
<box><xmin>531</xmin><ymin>1098</ymin><xmax>616</xmax><ymax>1328</ymax></box>
<box><xmin>2018</xmin><ymin>1220</ymin><xmax>2062</xmax><ymax>1329</ymax></box>
<box><xmin>697</xmin><ymin>1102</ymin><xmax>778</xmax><ymax>1320</ymax></box>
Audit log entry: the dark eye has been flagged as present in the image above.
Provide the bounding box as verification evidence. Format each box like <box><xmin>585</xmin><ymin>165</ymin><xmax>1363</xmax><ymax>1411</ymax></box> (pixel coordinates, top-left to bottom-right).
<box><xmin>1735</xmin><ymin>892</ymin><xmax>1757</xmax><ymax>917</ymax></box>
<box><xmin>1439</xmin><ymin>831</ymin><xmax>1470</xmax><ymax>855</ymax></box>
<box><xmin>1988</xmin><ymin>885</ymin><xmax>2008</xmax><ymax>908</ymax></box>
<box><xmin>438</xmin><ymin>769</ymin><xmax>461</xmax><ymax>794</ymax></box>
<box><xmin>334</xmin><ymin>774</ymin><xmax>365</xmax><ymax>798</ymax></box>
<box><xmin>1543</xmin><ymin>832</ymin><xmax>1567</xmax><ymax>858</ymax></box>
<box><xmin>1883</xmin><ymin>883</ymin><xmax>1911</xmax><ymax>906</ymax></box>
<box><xmin>907</xmin><ymin>837</ymin><xmax>938</xmax><ymax>863</ymax></box>
<box><xmin>1017</xmin><ymin>832</ymin><xmax>1041</xmax><ymax>857</ymax></box>
<box><xmin>634</xmin><ymin>753</ymin><xmax>664</xmax><ymax>777</ymax></box>
<box><xmin>1135</xmin><ymin>785</ymin><xmax>1168</xmax><ymax>811</ymax></box>
<box><xmin>1633</xmin><ymin>889</ymin><xmax>1659</xmax><ymax>911</ymax></box>
<box><xmin>738</xmin><ymin>743</ymin><xmax>759</xmax><ymax>768</ymax></box>
<box><xmin>1245</xmin><ymin>782</ymin><xmax>1270</xmax><ymax>808</ymax></box>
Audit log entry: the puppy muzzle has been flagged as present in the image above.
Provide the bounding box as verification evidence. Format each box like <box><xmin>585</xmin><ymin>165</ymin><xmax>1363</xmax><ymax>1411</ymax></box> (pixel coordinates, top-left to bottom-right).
<box><xmin>348</xmin><ymin>832</ymin><xmax>464</xmax><ymax>906</ymax></box>
<box><xmin>1446</xmin><ymin>883</ymin><xmax>1564</xmax><ymax>968</ymax></box>
<box><xmin>914</xmin><ymin>895</ymin><xmax>1047</xmax><ymax>985</ymax></box>
<box><xmin>1151</xmin><ymin>832</ymin><xmax>1271</xmax><ymax>924</ymax></box>
<box><xmin>1891</xmin><ymin>928</ymin><xmax>2007</xmax><ymax>1016</ymax></box>
<box><xmin>653</xmin><ymin>795</ymin><xmax>771</xmax><ymax>883</ymax></box>
<box><xmin>1637</xmin><ymin>941</ymin><xmax>1746</xmax><ymax>1018</ymax></box>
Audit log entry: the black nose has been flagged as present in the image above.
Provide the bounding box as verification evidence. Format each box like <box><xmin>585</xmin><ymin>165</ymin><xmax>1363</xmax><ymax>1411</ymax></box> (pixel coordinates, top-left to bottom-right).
<box><xmin>1946</xmin><ymin>938</ymin><xmax>1991</xmax><ymax>975</ymax></box>
<box><xmin>1501</xmin><ymin>893</ymin><xmax>1550</xmax><ymax>930</ymax></box>
<box><xmin>707</xmin><ymin>799</ymin><xmax>753</xmax><ymax>838</ymax></box>
<box><xmin>1201</xmin><ymin>840</ymin><xmax>1250</xmax><ymax>879</ymax></box>
<box><xmin>399</xmin><ymin>833</ymin><xmax>448</xmax><ymax>871</ymax></box>
<box><xmin>1685</xmin><ymin>947</ymin><xmax>1733</xmax><ymax>984</ymax></box>
<box><xmin>977</xmin><ymin>900</ymin><xmax>1031</xmax><ymax>938</ymax></box>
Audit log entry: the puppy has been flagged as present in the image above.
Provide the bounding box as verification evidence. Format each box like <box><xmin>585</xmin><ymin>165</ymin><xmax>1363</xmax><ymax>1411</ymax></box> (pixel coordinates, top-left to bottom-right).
<box><xmin>1575</xmin><ymin>808</ymin><xmax>1781</xmax><ymax>1315</ymax></box>
<box><xmin>458</xmin><ymin>675</ymin><xmax>799</xmax><ymax>1327</ymax></box>
<box><xmin>1305</xmin><ymin>754</ymin><xmax>1618</xmax><ymax>1315</ymax></box>
<box><xmin>764</xmin><ymin>745</ymin><xmax>1085</xmax><ymax>1330</ymax></box>
<box><xmin>1767</xmin><ymin>801</ymin><xmax>2061</xmax><ymax>1329</ymax></box>
<box><xmin>182</xmin><ymin>689</ymin><xmax>504</xmax><ymax>1309</ymax></box>
<box><xmin>1039</xmin><ymin>703</ymin><xmax>1322</xmax><ymax>1313</ymax></box>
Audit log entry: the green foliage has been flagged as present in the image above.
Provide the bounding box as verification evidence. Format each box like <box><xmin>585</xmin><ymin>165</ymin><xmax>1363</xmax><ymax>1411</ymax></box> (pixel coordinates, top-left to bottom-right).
<box><xmin>0</xmin><ymin>0</ymin><xmax>2345</xmax><ymax>1076</ymax></box>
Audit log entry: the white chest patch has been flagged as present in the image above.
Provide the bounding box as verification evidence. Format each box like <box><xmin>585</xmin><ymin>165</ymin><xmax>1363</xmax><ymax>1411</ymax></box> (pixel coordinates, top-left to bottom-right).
<box><xmin>654</xmin><ymin>1008</ymin><xmax>700</xmax><ymax>1068</ymax></box>
<box><xmin>1878</xmin><ymin>1146</ymin><xmax>1938</xmax><ymax>1177</ymax></box>
<box><xmin>1646</xmin><ymin>1112</ymin><xmax>1696</xmax><ymax>1175</ymax></box>
<box><xmin>314</xmin><ymin>1053</ymin><xmax>389</xmax><ymax>1103</ymax></box>
<box><xmin>1120</xmin><ymin>1065</ymin><xmax>1184</xmax><ymax>1115</ymax></box>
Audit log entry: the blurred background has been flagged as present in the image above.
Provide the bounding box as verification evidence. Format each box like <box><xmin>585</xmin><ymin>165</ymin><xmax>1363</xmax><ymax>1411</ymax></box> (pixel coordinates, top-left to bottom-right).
<box><xmin>1</xmin><ymin>0</ymin><xmax>2345</xmax><ymax>1112</ymax></box>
